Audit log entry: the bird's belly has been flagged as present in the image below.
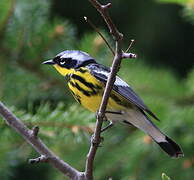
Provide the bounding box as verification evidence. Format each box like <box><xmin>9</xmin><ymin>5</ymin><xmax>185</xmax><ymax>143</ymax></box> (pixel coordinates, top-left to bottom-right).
<box><xmin>70</xmin><ymin>88</ymin><xmax>126</xmax><ymax>113</ymax></box>
<box><xmin>80</xmin><ymin>94</ymin><xmax>103</xmax><ymax>112</ymax></box>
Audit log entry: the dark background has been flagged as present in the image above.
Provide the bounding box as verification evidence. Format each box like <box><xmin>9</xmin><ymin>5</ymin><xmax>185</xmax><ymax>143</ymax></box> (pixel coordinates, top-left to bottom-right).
<box><xmin>51</xmin><ymin>0</ymin><xmax>194</xmax><ymax>77</ymax></box>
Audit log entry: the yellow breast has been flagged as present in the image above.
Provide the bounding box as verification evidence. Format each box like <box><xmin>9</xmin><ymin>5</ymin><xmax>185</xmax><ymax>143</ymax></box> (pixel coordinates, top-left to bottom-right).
<box><xmin>52</xmin><ymin>64</ymin><xmax>127</xmax><ymax>112</ymax></box>
<box><xmin>67</xmin><ymin>68</ymin><xmax>125</xmax><ymax>112</ymax></box>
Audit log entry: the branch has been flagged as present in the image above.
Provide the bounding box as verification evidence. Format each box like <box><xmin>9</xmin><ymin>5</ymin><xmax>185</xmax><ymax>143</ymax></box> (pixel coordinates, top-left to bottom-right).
<box><xmin>88</xmin><ymin>0</ymin><xmax>122</xmax><ymax>41</ymax></box>
<box><xmin>85</xmin><ymin>42</ymin><xmax>123</xmax><ymax>180</ymax></box>
<box><xmin>0</xmin><ymin>102</ymin><xmax>85</xmax><ymax>180</ymax></box>
<box><xmin>85</xmin><ymin>1</ymin><xmax>136</xmax><ymax>179</ymax></box>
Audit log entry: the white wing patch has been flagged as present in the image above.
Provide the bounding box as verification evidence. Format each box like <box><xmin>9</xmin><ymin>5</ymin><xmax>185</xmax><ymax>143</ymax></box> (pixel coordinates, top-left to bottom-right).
<box><xmin>93</xmin><ymin>69</ymin><xmax>130</xmax><ymax>87</ymax></box>
<box><xmin>115</xmin><ymin>76</ymin><xmax>130</xmax><ymax>87</ymax></box>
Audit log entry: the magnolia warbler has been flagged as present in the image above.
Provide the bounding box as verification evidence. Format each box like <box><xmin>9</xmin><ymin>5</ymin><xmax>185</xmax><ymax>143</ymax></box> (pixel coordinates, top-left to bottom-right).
<box><xmin>43</xmin><ymin>50</ymin><xmax>183</xmax><ymax>158</ymax></box>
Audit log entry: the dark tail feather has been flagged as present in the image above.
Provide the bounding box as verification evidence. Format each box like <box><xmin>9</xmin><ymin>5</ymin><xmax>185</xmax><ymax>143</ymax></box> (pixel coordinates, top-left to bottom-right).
<box><xmin>157</xmin><ymin>136</ymin><xmax>184</xmax><ymax>158</ymax></box>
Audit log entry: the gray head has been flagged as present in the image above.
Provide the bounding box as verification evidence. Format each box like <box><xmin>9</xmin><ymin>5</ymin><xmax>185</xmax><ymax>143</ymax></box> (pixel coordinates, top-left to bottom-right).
<box><xmin>42</xmin><ymin>50</ymin><xmax>97</xmax><ymax>69</ymax></box>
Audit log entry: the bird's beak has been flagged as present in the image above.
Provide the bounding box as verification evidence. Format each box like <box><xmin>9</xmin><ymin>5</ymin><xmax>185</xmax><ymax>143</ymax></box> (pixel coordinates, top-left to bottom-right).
<box><xmin>42</xmin><ymin>59</ymin><xmax>55</xmax><ymax>65</ymax></box>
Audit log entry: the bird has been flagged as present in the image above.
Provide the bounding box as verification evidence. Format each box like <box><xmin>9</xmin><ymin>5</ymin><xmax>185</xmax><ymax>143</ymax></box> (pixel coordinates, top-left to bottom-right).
<box><xmin>42</xmin><ymin>50</ymin><xmax>183</xmax><ymax>158</ymax></box>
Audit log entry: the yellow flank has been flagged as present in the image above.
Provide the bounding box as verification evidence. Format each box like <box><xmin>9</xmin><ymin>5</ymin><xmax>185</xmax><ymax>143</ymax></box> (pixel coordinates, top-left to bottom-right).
<box><xmin>53</xmin><ymin>64</ymin><xmax>127</xmax><ymax>112</ymax></box>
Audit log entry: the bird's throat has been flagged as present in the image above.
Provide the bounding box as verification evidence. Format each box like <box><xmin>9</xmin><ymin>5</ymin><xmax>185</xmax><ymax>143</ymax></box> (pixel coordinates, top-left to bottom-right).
<box><xmin>53</xmin><ymin>64</ymin><xmax>74</xmax><ymax>76</ymax></box>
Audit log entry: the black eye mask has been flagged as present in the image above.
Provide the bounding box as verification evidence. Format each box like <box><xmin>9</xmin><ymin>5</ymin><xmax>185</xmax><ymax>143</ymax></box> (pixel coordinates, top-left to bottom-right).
<box><xmin>53</xmin><ymin>55</ymin><xmax>96</xmax><ymax>69</ymax></box>
<box><xmin>62</xmin><ymin>59</ymin><xmax>77</xmax><ymax>69</ymax></box>
<box><xmin>53</xmin><ymin>56</ymin><xmax>77</xmax><ymax>69</ymax></box>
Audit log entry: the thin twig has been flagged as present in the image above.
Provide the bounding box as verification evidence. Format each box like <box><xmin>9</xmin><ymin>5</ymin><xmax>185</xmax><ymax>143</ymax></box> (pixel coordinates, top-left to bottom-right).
<box><xmin>85</xmin><ymin>1</ymin><xmax>136</xmax><ymax>180</ymax></box>
<box><xmin>0</xmin><ymin>102</ymin><xmax>85</xmax><ymax>180</ymax></box>
<box><xmin>84</xmin><ymin>16</ymin><xmax>115</xmax><ymax>55</ymax></box>
<box><xmin>125</xmin><ymin>39</ymin><xmax>135</xmax><ymax>53</ymax></box>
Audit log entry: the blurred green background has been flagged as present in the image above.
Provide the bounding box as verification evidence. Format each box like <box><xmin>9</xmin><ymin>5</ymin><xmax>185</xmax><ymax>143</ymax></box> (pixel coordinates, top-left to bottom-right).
<box><xmin>0</xmin><ymin>0</ymin><xmax>194</xmax><ymax>179</ymax></box>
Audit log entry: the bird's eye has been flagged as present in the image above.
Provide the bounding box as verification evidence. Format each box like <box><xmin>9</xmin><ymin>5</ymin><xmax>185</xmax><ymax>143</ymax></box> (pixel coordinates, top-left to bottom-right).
<box><xmin>60</xmin><ymin>59</ymin><xmax>66</xmax><ymax>65</ymax></box>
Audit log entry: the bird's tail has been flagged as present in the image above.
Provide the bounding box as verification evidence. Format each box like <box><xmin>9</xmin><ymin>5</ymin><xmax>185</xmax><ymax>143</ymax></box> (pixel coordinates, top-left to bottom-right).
<box><xmin>124</xmin><ymin>109</ymin><xmax>184</xmax><ymax>158</ymax></box>
<box><xmin>157</xmin><ymin>136</ymin><xmax>183</xmax><ymax>158</ymax></box>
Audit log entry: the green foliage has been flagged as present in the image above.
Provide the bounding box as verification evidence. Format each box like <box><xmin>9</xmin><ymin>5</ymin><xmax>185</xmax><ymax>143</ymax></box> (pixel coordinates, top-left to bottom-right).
<box><xmin>1</xmin><ymin>0</ymin><xmax>194</xmax><ymax>180</ymax></box>
<box><xmin>158</xmin><ymin>0</ymin><xmax>189</xmax><ymax>4</ymax></box>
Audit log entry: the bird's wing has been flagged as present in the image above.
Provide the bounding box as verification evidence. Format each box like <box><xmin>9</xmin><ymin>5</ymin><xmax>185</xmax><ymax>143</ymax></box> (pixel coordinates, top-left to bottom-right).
<box><xmin>89</xmin><ymin>64</ymin><xmax>159</xmax><ymax>121</ymax></box>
